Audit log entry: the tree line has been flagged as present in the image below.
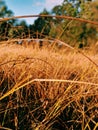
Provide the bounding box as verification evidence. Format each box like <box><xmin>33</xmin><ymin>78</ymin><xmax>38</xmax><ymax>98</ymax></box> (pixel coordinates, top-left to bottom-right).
<box><xmin>0</xmin><ymin>0</ymin><xmax>98</xmax><ymax>47</ymax></box>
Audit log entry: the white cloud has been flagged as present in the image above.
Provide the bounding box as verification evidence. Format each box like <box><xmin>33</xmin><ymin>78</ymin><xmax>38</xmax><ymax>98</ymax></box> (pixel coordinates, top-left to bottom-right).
<box><xmin>45</xmin><ymin>0</ymin><xmax>63</xmax><ymax>10</ymax></box>
<box><xmin>34</xmin><ymin>2</ymin><xmax>44</xmax><ymax>6</ymax></box>
<box><xmin>34</xmin><ymin>0</ymin><xmax>63</xmax><ymax>11</ymax></box>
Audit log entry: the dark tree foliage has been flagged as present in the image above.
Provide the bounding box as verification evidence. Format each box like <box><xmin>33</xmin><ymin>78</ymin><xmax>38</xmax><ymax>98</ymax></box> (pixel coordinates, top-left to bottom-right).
<box><xmin>31</xmin><ymin>9</ymin><xmax>52</xmax><ymax>38</ymax></box>
<box><xmin>0</xmin><ymin>0</ymin><xmax>15</xmax><ymax>41</ymax></box>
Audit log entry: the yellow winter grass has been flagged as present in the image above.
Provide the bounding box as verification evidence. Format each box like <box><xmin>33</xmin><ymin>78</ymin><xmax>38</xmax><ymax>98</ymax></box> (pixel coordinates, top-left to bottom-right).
<box><xmin>0</xmin><ymin>42</ymin><xmax>98</xmax><ymax>130</ymax></box>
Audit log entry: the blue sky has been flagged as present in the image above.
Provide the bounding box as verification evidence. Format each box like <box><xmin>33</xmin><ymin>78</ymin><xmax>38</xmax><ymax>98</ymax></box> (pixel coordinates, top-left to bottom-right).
<box><xmin>4</xmin><ymin>0</ymin><xmax>63</xmax><ymax>24</ymax></box>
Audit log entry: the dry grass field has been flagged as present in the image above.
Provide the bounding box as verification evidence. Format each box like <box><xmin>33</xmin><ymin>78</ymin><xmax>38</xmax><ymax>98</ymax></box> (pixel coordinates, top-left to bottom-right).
<box><xmin>0</xmin><ymin>41</ymin><xmax>98</xmax><ymax>130</ymax></box>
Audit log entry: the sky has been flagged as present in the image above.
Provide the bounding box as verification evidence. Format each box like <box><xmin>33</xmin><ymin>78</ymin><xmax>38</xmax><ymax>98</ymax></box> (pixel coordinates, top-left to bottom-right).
<box><xmin>4</xmin><ymin>0</ymin><xmax>64</xmax><ymax>24</ymax></box>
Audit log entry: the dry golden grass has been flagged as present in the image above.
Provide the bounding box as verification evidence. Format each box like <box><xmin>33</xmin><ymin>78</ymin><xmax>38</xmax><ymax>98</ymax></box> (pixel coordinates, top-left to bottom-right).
<box><xmin>0</xmin><ymin>42</ymin><xmax>98</xmax><ymax>130</ymax></box>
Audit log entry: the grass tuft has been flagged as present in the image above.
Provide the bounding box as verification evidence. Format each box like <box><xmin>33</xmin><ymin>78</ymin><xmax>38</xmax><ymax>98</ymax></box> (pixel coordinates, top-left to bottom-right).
<box><xmin>0</xmin><ymin>42</ymin><xmax>98</xmax><ymax>130</ymax></box>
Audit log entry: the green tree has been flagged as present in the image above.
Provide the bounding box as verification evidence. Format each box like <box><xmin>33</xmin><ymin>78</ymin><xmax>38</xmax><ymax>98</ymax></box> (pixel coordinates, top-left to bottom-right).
<box><xmin>50</xmin><ymin>0</ymin><xmax>98</xmax><ymax>47</ymax></box>
<box><xmin>0</xmin><ymin>0</ymin><xmax>13</xmax><ymax>17</ymax></box>
<box><xmin>32</xmin><ymin>9</ymin><xmax>52</xmax><ymax>38</ymax></box>
<box><xmin>0</xmin><ymin>0</ymin><xmax>14</xmax><ymax>41</ymax></box>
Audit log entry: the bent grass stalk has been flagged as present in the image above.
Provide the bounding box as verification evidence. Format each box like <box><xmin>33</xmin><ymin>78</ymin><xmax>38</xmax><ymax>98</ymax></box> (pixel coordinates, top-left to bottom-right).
<box><xmin>0</xmin><ymin>14</ymin><xmax>98</xmax><ymax>26</ymax></box>
<box><xmin>0</xmin><ymin>78</ymin><xmax>98</xmax><ymax>101</ymax></box>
